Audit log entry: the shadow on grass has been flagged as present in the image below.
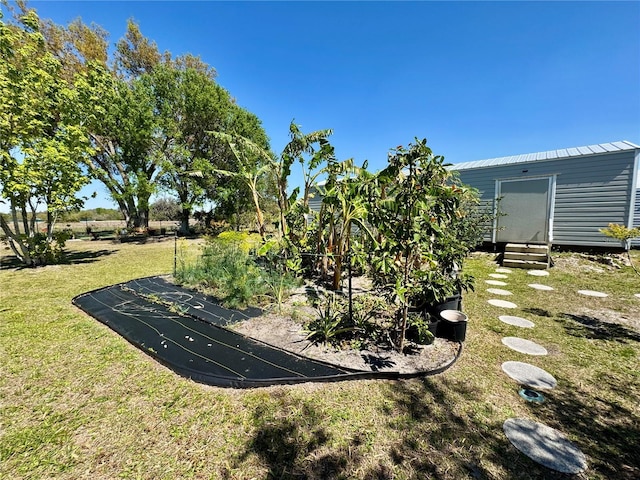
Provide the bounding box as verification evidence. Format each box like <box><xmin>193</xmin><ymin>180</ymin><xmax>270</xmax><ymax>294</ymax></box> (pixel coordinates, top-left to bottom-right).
<box><xmin>230</xmin><ymin>377</ymin><xmax>587</xmax><ymax>479</ymax></box>
<box><xmin>376</xmin><ymin>377</ymin><xmax>579</xmax><ymax>480</ymax></box>
<box><xmin>527</xmin><ymin>378</ymin><xmax>640</xmax><ymax>480</ymax></box>
<box><xmin>560</xmin><ymin>313</ymin><xmax>640</xmax><ymax>343</ymax></box>
<box><xmin>230</xmin><ymin>391</ymin><xmax>353</xmax><ymax>479</ymax></box>
<box><xmin>523</xmin><ymin>307</ymin><xmax>554</xmax><ymax>318</ymax></box>
<box><xmin>0</xmin><ymin>248</ymin><xmax>115</xmax><ymax>270</ymax></box>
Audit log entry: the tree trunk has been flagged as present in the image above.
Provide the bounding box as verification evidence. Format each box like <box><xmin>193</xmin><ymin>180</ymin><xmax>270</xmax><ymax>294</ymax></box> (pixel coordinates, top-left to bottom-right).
<box><xmin>0</xmin><ymin>215</ymin><xmax>33</xmax><ymax>266</ymax></box>
<box><xmin>250</xmin><ymin>185</ymin><xmax>266</xmax><ymax>239</ymax></box>
<box><xmin>179</xmin><ymin>207</ymin><xmax>190</xmax><ymax>235</ymax></box>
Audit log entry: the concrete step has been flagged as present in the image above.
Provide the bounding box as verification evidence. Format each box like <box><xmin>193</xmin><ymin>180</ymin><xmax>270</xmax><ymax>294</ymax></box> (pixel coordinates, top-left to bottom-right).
<box><xmin>503</xmin><ymin>259</ymin><xmax>549</xmax><ymax>270</ymax></box>
<box><xmin>505</xmin><ymin>243</ymin><xmax>549</xmax><ymax>254</ymax></box>
<box><xmin>504</xmin><ymin>252</ymin><xmax>549</xmax><ymax>262</ymax></box>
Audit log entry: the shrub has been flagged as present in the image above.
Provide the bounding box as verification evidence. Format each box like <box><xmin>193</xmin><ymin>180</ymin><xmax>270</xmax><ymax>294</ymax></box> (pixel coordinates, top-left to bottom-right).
<box><xmin>216</xmin><ymin>231</ymin><xmax>262</xmax><ymax>254</ymax></box>
<box><xmin>176</xmin><ymin>238</ymin><xmax>266</xmax><ymax>308</ymax></box>
<box><xmin>175</xmin><ymin>233</ymin><xmax>299</xmax><ymax>309</ymax></box>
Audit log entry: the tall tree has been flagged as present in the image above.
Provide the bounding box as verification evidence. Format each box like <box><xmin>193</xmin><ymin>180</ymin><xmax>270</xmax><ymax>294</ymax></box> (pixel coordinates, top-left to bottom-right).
<box><xmin>0</xmin><ymin>6</ymin><xmax>92</xmax><ymax>265</ymax></box>
<box><xmin>40</xmin><ymin>15</ymin><xmax>108</xmax><ymax>81</ymax></box>
<box><xmin>114</xmin><ymin>18</ymin><xmax>163</xmax><ymax>78</ymax></box>
<box><xmin>149</xmin><ymin>64</ymin><xmax>269</xmax><ymax>234</ymax></box>
<box><xmin>277</xmin><ymin>122</ymin><xmax>333</xmax><ymax>238</ymax></box>
<box><xmin>74</xmin><ymin>63</ymin><xmax>157</xmax><ymax>228</ymax></box>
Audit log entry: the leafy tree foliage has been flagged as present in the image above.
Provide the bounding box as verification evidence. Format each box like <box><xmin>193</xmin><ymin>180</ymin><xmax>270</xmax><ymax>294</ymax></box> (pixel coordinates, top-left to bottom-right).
<box><xmin>148</xmin><ymin>64</ymin><xmax>270</xmax><ymax>234</ymax></box>
<box><xmin>367</xmin><ymin>139</ymin><xmax>476</xmax><ymax>350</ymax></box>
<box><xmin>0</xmin><ymin>5</ymin><xmax>92</xmax><ymax>265</ymax></box>
<box><xmin>74</xmin><ymin>63</ymin><xmax>157</xmax><ymax>228</ymax></box>
<box><xmin>150</xmin><ymin>197</ymin><xmax>181</xmax><ymax>222</ymax></box>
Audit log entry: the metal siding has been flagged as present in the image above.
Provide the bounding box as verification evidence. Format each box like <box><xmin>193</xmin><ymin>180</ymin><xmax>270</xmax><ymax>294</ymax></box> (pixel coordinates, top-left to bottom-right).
<box><xmin>454</xmin><ymin>149</ymin><xmax>638</xmax><ymax>247</ymax></box>
<box><xmin>633</xmin><ymin>189</ymin><xmax>640</xmax><ymax>247</ymax></box>
<box><xmin>307</xmin><ymin>187</ymin><xmax>323</xmax><ymax>213</ymax></box>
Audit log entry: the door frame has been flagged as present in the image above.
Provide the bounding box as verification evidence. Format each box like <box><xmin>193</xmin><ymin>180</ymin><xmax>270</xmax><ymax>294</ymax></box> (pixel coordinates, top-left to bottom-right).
<box><xmin>492</xmin><ymin>175</ymin><xmax>557</xmax><ymax>244</ymax></box>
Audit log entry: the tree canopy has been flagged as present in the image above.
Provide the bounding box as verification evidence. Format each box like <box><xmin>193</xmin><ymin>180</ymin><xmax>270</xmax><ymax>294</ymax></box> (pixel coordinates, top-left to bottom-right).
<box><xmin>0</xmin><ymin>6</ymin><xmax>92</xmax><ymax>265</ymax></box>
<box><xmin>0</xmin><ymin>1</ymin><xmax>272</xmax><ymax>263</ymax></box>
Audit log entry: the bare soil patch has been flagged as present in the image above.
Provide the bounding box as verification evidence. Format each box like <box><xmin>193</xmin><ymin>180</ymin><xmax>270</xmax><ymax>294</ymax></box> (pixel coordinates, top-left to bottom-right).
<box><xmin>231</xmin><ymin>279</ymin><xmax>460</xmax><ymax>374</ymax></box>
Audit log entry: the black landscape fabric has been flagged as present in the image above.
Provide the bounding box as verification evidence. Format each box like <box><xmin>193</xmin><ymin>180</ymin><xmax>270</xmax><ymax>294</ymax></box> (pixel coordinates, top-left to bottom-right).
<box><xmin>72</xmin><ymin>277</ymin><xmax>394</xmax><ymax>388</ymax></box>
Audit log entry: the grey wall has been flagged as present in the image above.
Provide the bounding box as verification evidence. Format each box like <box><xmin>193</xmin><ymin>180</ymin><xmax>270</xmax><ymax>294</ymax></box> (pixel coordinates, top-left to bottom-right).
<box><xmin>456</xmin><ymin>150</ymin><xmax>638</xmax><ymax>247</ymax></box>
<box><xmin>632</xmin><ymin>189</ymin><xmax>640</xmax><ymax>247</ymax></box>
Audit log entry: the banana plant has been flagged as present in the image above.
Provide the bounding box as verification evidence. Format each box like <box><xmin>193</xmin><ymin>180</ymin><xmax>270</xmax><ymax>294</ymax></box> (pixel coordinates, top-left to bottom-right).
<box><xmin>210</xmin><ymin>131</ymin><xmax>271</xmax><ymax>239</ymax></box>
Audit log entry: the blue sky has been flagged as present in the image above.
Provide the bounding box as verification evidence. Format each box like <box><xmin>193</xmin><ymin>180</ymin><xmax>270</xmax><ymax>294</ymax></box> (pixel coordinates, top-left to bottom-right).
<box><xmin>17</xmin><ymin>1</ymin><xmax>640</xmax><ymax>209</ymax></box>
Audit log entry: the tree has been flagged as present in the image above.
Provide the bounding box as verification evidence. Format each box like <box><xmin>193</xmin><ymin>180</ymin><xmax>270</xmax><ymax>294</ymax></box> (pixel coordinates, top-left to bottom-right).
<box><xmin>212</xmin><ymin>132</ymin><xmax>273</xmax><ymax>238</ymax></box>
<box><xmin>367</xmin><ymin>139</ymin><xmax>475</xmax><ymax>351</ymax></box>
<box><xmin>40</xmin><ymin>15</ymin><xmax>108</xmax><ymax>81</ymax></box>
<box><xmin>276</xmin><ymin>122</ymin><xmax>334</xmax><ymax>238</ymax></box>
<box><xmin>114</xmin><ymin>18</ymin><xmax>163</xmax><ymax>78</ymax></box>
<box><xmin>0</xmin><ymin>6</ymin><xmax>92</xmax><ymax>265</ymax></box>
<box><xmin>149</xmin><ymin>64</ymin><xmax>270</xmax><ymax>235</ymax></box>
<box><xmin>317</xmin><ymin>159</ymin><xmax>373</xmax><ymax>290</ymax></box>
<box><xmin>74</xmin><ymin>63</ymin><xmax>158</xmax><ymax>229</ymax></box>
<box><xmin>150</xmin><ymin>197</ymin><xmax>181</xmax><ymax>222</ymax></box>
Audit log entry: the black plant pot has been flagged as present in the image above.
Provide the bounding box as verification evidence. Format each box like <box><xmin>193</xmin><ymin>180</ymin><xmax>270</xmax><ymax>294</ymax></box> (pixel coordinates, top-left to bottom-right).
<box><xmin>428</xmin><ymin>293</ymin><xmax>462</xmax><ymax>316</ymax></box>
<box><xmin>438</xmin><ymin>309</ymin><xmax>468</xmax><ymax>342</ymax></box>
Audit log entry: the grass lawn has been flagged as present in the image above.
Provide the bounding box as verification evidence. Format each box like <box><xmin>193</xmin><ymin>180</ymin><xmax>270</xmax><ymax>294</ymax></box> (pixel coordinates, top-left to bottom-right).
<box><xmin>1</xmin><ymin>239</ymin><xmax>638</xmax><ymax>479</ymax></box>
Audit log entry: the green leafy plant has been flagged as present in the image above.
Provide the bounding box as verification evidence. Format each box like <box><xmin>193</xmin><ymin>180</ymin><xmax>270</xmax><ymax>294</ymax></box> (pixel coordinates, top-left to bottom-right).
<box><xmin>175</xmin><ymin>236</ymin><xmax>266</xmax><ymax>309</ymax></box>
<box><xmin>262</xmin><ymin>269</ymin><xmax>300</xmax><ymax>314</ymax></box>
<box><xmin>407</xmin><ymin>313</ymin><xmax>435</xmax><ymax>345</ymax></box>
<box><xmin>305</xmin><ymin>294</ymin><xmax>354</xmax><ymax>344</ymax></box>
<box><xmin>367</xmin><ymin>138</ymin><xmax>477</xmax><ymax>351</ymax></box>
<box><xmin>600</xmin><ymin>223</ymin><xmax>640</xmax><ymax>276</ymax></box>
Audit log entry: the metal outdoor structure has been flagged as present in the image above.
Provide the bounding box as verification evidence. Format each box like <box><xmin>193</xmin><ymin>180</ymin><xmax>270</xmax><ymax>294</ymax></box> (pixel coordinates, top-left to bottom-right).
<box><xmin>453</xmin><ymin>141</ymin><xmax>640</xmax><ymax>248</ymax></box>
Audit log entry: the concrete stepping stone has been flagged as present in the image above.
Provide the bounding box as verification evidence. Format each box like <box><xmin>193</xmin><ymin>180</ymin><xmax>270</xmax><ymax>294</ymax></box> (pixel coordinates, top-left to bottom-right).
<box><xmin>495</xmin><ymin>268</ymin><xmax>512</xmax><ymax>274</ymax></box>
<box><xmin>503</xmin><ymin>418</ymin><xmax>587</xmax><ymax>474</ymax></box>
<box><xmin>487</xmin><ymin>288</ymin><xmax>512</xmax><ymax>296</ymax></box>
<box><xmin>489</xmin><ymin>273</ymin><xmax>508</xmax><ymax>279</ymax></box>
<box><xmin>528</xmin><ymin>283</ymin><xmax>554</xmax><ymax>291</ymax></box>
<box><xmin>486</xmin><ymin>280</ymin><xmax>508</xmax><ymax>286</ymax></box>
<box><xmin>499</xmin><ymin>315</ymin><xmax>535</xmax><ymax>328</ymax></box>
<box><xmin>577</xmin><ymin>290</ymin><xmax>608</xmax><ymax>298</ymax></box>
<box><xmin>635</xmin><ymin>293</ymin><xmax>640</xmax><ymax>299</ymax></box>
<box><xmin>488</xmin><ymin>299</ymin><xmax>518</xmax><ymax>309</ymax></box>
<box><xmin>502</xmin><ymin>337</ymin><xmax>548</xmax><ymax>355</ymax></box>
<box><xmin>502</xmin><ymin>361</ymin><xmax>557</xmax><ymax>389</ymax></box>
<box><xmin>527</xmin><ymin>270</ymin><xmax>549</xmax><ymax>277</ymax></box>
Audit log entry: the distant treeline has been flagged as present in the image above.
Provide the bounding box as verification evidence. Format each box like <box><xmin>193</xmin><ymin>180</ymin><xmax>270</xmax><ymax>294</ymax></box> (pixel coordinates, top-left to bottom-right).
<box><xmin>0</xmin><ymin>208</ymin><xmax>123</xmax><ymax>224</ymax></box>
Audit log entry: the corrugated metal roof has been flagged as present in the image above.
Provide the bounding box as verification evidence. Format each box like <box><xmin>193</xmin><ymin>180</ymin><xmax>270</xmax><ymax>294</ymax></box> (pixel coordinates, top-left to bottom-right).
<box><xmin>453</xmin><ymin>140</ymin><xmax>640</xmax><ymax>171</ymax></box>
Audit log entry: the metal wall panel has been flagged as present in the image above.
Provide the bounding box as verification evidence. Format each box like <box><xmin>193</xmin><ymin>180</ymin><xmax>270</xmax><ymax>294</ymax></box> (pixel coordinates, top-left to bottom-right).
<box><xmin>456</xmin><ymin>150</ymin><xmax>638</xmax><ymax>247</ymax></box>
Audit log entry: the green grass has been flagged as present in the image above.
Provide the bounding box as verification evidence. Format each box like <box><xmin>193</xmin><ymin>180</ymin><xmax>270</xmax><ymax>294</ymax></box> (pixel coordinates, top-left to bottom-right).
<box><xmin>1</xmin><ymin>240</ymin><xmax>639</xmax><ymax>479</ymax></box>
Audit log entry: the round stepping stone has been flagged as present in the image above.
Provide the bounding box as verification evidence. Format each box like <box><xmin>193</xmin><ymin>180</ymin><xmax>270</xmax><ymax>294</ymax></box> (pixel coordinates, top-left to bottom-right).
<box><xmin>489</xmin><ymin>273</ymin><xmax>508</xmax><ymax>279</ymax></box>
<box><xmin>486</xmin><ymin>280</ymin><xmax>507</xmax><ymax>286</ymax></box>
<box><xmin>635</xmin><ymin>293</ymin><xmax>640</xmax><ymax>299</ymax></box>
<box><xmin>499</xmin><ymin>315</ymin><xmax>535</xmax><ymax>328</ymax></box>
<box><xmin>502</xmin><ymin>337</ymin><xmax>548</xmax><ymax>355</ymax></box>
<box><xmin>488</xmin><ymin>299</ymin><xmax>518</xmax><ymax>309</ymax></box>
<box><xmin>503</xmin><ymin>418</ymin><xmax>587</xmax><ymax>474</ymax></box>
<box><xmin>487</xmin><ymin>288</ymin><xmax>512</xmax><ymax>296</ymax></box>
<box><xmin>528</xmin><ymin>283</ymin><xmax>554</xmax><ymax>291</ymax></box>
<box><xmin>495</xmin><ymin>268</ymin><xmax>512</xmax><ymax>274</ymax></box>
<box><xmin>502</xmin><ymin>361</ymin><xmax>557</xmax><ymax>389</ymax></box>
<box><xmin>577</xmin><ymin>290</ymin><xmax>608</xmax><ymax>298</ymax></box>
<box><xmin>527</xmin><ymin>270</ymin><xmax>549</xmax><ymax>277</ymax></box>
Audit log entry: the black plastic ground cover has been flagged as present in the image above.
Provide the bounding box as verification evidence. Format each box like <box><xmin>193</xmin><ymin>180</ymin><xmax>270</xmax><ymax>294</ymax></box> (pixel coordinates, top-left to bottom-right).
<box><xmin>73</xmin><ymin>277</ymin><xmax>462</xmax><ymax>388</ymax></box>
<box><xmin>121</xmin><ymin>276</ymin><xmax>263</xmax><ymax>326</ymax></box>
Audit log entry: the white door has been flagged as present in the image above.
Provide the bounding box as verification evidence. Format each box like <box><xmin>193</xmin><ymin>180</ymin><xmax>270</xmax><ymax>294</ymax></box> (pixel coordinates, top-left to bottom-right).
<box><xmin>496</xmin><ymin>177</ymin><xmax>552</xmax><ymax>244</ymax></box>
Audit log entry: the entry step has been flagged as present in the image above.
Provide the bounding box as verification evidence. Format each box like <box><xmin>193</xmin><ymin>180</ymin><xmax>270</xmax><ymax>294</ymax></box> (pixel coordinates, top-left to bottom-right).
<box><xmin>505</xmin><ymin>243</ymin><xmax>549</xmax><ymax>254</ymax></box>
<box><xmin>503</xmin><ymin>243</ymin><xmax>550</xmax><ymax>269</ymax></box>
<box><xmin>503</xmin><ymin>259</ymin><xmax>549</xmax><ymax>270</ymax></box>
